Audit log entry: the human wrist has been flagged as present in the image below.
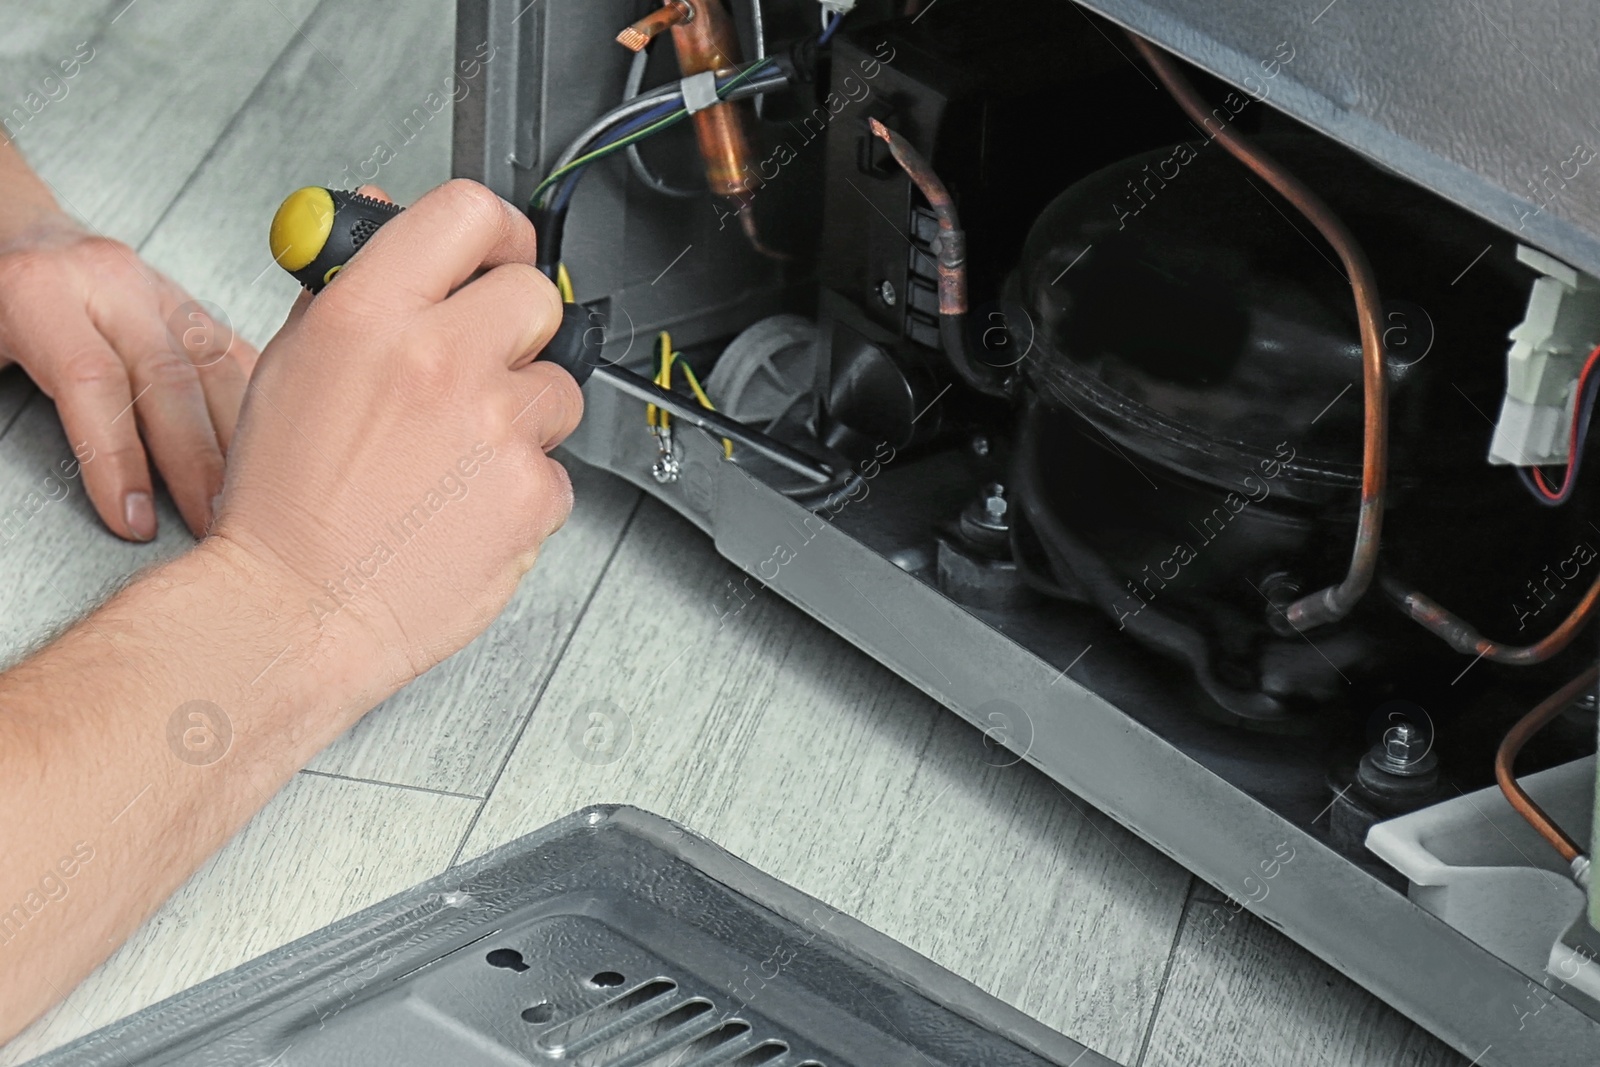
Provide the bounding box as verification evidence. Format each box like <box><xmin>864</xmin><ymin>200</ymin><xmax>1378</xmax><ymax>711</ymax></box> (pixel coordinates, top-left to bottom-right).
<box><xmin>0</xmin><ymin>141</ymin><xmax>70</xmax><ymax>247</ymax></box>
<box><xmin>147</xmin><ymin>537</ymin><xmax>401</xmax><ymax>760</ymax></box>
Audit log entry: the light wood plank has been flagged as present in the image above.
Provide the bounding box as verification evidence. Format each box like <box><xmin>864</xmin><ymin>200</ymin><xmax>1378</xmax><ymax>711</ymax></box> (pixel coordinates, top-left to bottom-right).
<box><xmin>1139</xmin><ymin>883</ymin><xmax>1470</xmax><ymax>1067</ymax></box>
<box><xmin>305</xmin><ymin>463</ymin><xmax>641</xmax><ymax>795</ymax></box>
<box><xmin>0</xmin><ymin>394</ymin><xmax>190</xmax><ymax>669</ymax></box>
<box><xmin>0</xmin><ymin>0</ymin><xmax>324</xmax><ymax>247</ymax></box>
<box><xmin>136</xmin><ymin>0</ymin><xmax>461</xmax><ymax>348</ymax></box>
<box><xmin>460</xmin><ymin>499</ymin><xmax>1192</xmax><ymax>1065</ymax></box>
<box><xmin>0</xmin><ymin>773</ymin><xmax>476</xmax><ymax>1064</ymax></box>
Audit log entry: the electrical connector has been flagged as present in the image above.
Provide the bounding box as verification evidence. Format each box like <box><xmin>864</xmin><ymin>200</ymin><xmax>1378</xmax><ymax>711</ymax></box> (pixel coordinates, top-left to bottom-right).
<box><xmin>1489</xmin><ymin>246</ymin><xmax>1600</xmax><ymax>467</ymax></box>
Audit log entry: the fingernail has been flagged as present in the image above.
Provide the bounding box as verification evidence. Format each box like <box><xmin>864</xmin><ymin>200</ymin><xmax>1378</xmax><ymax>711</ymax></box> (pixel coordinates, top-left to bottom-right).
<box><xmin>124</xmin><ymin>492</ymin><xmax>156</xmax><ymax>541</ymax></box>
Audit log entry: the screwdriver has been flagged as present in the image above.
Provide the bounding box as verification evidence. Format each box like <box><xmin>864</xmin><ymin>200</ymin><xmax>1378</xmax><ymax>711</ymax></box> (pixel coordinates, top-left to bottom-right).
<box><xmin>268</xmin><ymin>187</ymin><xmax>835</xmax><ymax>483</ymax></box>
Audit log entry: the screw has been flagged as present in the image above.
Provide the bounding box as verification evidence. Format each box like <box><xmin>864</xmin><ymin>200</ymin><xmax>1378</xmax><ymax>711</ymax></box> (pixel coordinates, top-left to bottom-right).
<box><xmin>1366</xmin><ymin>717</ymin><xmax>1438</xmax><ymax>778</ymax></box>
<box><xmin>970</xmin><ymin>435</ymin><xmax>990</xmax><ymax>457</ymax></box>
<box><xmin>651</xmin><ymin>453</ymin><xmax>681</xmax><ymax>484</ymax></box>
<box><xmin>1383</xmin><ymin>721</ymin><xmax>1424</xmax><ymax>766</ymax></box>
<box><xmin>878</xmin><ymin>280</ymin><xmax>897</xmax><ymax>307</ymax></box>
<box><xmin>982</xmin><ymin>483</ymin><xmax>1007</xmax><ymax>522</ymax></box>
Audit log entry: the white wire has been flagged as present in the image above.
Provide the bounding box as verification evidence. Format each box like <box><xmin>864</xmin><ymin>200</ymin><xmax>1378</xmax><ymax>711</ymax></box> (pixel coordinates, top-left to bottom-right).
<box><xmin>623</xmin><ymin>44</ymin><xmax>700</xmax><ymax>198</ymax></box>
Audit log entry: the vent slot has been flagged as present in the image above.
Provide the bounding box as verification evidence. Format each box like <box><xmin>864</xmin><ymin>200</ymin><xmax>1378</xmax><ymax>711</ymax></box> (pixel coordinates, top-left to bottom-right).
<box><xmin>527</xmin><ymin>970</ymin><xmax>825</xmax><ymax>1067</ymax></box>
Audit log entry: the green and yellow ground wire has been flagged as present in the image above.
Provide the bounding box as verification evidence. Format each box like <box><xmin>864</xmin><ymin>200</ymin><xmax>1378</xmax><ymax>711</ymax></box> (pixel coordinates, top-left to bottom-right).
<box><xmin>648</xmin><ymin>331</ymin><xmax>732</xmax><ymax>458</ymax></box>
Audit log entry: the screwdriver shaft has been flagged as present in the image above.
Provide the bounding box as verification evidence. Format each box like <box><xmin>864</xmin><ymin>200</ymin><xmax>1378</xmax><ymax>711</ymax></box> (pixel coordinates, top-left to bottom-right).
<box><xmin>594</xmin><ymin>364</ymin><xmax>834</xmax><ymax>484</ymax></box>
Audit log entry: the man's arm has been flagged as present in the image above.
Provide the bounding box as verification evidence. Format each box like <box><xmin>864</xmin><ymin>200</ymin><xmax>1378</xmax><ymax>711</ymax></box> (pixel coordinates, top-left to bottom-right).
<box><xmin>0</xmin><ymin>179</ymin><xmax>583</xmax><ymax>1040</ymax></box>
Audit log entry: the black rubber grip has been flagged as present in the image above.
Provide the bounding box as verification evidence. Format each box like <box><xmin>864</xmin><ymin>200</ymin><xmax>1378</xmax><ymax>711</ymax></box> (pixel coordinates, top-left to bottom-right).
<box><xmin>284</xmin><ymin>188</ymin><xmax>597</xmax><ymax>385</ymax></box>
<box><xmin>540</xmin><ymin>304</ymin><xmax>601</xmax><ymax>386</ymax></box>
<box><xmin>293</xmin><ymin>191</ymin><xmax>403</xmax><ymax>293</ymax></box>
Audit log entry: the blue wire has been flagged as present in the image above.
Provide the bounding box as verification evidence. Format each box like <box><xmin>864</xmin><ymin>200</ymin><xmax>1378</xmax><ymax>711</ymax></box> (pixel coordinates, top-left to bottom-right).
<box><xmin>819</xmin><ymin>11</ymin><xmax>844</xmax><ymax>44</ymax></box>
<box><xmin>548</xmin><ymin>61</ymin><xmax>779</xmax><ymax>213</ymax></box>
<box><xmin>1518</xmin><ymin>367</ymin><xmax>1600</xmax><ymax>507</ymax></box>
<box><xmin>549</xmin><ymin>103</ymin><xmax>678</xmax><ymax>212</ymax></box>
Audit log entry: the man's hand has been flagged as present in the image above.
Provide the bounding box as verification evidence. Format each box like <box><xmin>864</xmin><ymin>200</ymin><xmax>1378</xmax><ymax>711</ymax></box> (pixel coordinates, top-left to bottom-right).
<box><xmin>212</xmin><ymin>178</ymin><xmax>581</xmax><ymax>685</ymax></box>
<box><xmin>0</xmin><ymin>210</ymin><xmax>259</xmax><ymax>541</ymax></box>
<box><xmin>0</xmin><ymin>178</ymin><xmax>580</xmax><ymax>1041</ymax></box>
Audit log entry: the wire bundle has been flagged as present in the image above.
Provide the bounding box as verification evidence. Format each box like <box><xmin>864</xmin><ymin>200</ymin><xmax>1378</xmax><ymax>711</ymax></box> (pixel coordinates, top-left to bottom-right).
<box><xmin>648</xmin><ymin>331</ymin><xmax>733</xmax><ymax>457</ymax></box>
<box><xmin>1518</xmin><ymin>341</ymin><xmax>1600</xmax><ymax>506</ymax></box>
<box><xmin>528</xmin><ymin>57</ymin><xmax>784</xmax><ymax>230</ymax></box>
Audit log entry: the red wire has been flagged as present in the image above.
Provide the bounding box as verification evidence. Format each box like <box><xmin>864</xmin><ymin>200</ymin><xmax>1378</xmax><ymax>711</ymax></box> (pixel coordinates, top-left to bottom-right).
<box><xmin>1530</xmin><ymin>341</ymin><xmax>1600</xmax><ymax>500</ymax></box>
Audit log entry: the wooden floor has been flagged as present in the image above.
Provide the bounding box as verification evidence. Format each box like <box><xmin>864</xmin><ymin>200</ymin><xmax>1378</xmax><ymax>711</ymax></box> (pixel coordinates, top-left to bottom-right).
<box><xmin>0</xmin><ymin>3</ymin><xmax>1469</xmax><ymax>1066</ymax></box>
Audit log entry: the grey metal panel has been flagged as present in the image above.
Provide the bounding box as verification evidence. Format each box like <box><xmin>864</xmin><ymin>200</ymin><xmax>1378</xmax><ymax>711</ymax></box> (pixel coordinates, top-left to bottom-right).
<box><xmin>26</xmin><ymin>807</ymin><xmax>1109</xmax><ymax>1067</ymax></box>
<box><xmin>452</xmin><ymin>0</ymin><xmax>800</xmax><ymax>351</ymax></box>
<box><xmin>557</xmin><ymin>403</ymin><xmax>1600</xmax><ymax>1067</ymax></box>
<box><xmin>456</xmin><ymin>0</ymin><xmax>1600</xmax><ymax>1060</ymax></box>
<box><xmin>1075</xmin><ymin>0</ymin><xmax>1600</xmax><ymax>278</ymax></box>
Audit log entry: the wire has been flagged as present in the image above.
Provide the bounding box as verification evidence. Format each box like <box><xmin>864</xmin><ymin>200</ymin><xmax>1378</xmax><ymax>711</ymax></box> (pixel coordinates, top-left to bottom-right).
<box><xmin>645</xmin><ymin>331</ymin><xmax>732</xmax><ymax>457</ymax></box>
<box><xmin>623</xmin><ymin>44</ymin><xmax>701</xmax><ymax>199</ymax></box>
<box><xmin>530</xmin><ymin>58</ymin><xmax>780</xmax><ymax>210</ymax></box>
<box><xmin>1518</xmin><ymin>341</ymin><xmax>1600</xmax><ymax>506</ymax></box>
<box><xmin>1129</xmin><ymin>32</ymin><xmax>1390</xmax><ymax>634</ymax></box>
<box><xmin>1495</xmin><ymin>664</ymin><xmax>1596</xmax><ymax>867</ymax></box>
<box><xmin>819</xmin><ymin>10</ymin><xmax>844</xmax><ymax>44</ymax></box>
<box><xmin>677</xmin><ymin>359</ymin><xmax>734</xmax><ymax>457</ymax></box>
<box><xmin>529</xmin><ymin>60</ymin><xmax>787</xmax><ymax>279</ymax></box>
<box><xmin>555</xmin><ymin>262</ymin><xmax>575</xmax><ymax>303</ymax></box>
<box><xmin>647</xmin><ymin>331</ymin><xmax>672</xmax><ymax>429</ymax></box>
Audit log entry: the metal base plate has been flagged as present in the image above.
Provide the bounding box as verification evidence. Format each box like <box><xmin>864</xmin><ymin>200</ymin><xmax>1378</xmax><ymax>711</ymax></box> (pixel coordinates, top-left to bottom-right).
<box><xmin>27</xmin><ymin>807</ymin><xmax>1112</xmax><ymax>1067</ymax></box>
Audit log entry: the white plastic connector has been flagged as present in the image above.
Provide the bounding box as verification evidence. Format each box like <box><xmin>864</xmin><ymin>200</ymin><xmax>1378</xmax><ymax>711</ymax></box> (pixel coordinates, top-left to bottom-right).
<box><xmin>1488</xmin><ymin>246</ymin><xmax>1600</xmax><ymax>467</ymax></box>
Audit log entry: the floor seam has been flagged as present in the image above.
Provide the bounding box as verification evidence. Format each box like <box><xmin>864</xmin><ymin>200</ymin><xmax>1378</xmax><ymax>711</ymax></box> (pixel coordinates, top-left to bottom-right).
<box><xmin>443</xmin><ymin>489</ymin><xmax>646</xmax><ymax>870</ymax></box>
<box><xmin>1132</xmin><ymin>873</ymin><xmax>1196</xmax><ymax>1067</ymax></box>
<box><xmin>296</xmin><ymin>766</ymin><xmax>484</xmax><ymax>802</ymax></box>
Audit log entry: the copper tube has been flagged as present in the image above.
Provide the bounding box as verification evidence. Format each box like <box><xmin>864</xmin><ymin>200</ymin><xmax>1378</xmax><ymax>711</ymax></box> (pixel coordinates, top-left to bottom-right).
<box><xmin>1128</xmin><ymin>33</ymin><xmax>1390</xmax><ymax>633</ymax></box>
<box><xmin>1495</xmin><ymin>664</ymin><xmax>1596</xmax><ymax>864</ymax></box>
<box><xmin>1381</xmin><ymin>574</ymin><xmax>1600</xmax><ymax>666</ymax></box>
<box><xmin>617</xmin><ymin>1</ymin><xmax>694</xmax><ymax>52</ymax></box>
<box><xmin>869</xmin><ymin>118</ymin><xmax>966</xmax><ymax>315</ymax></box>
<box><xmin>868</xmin><ymin>118</ymin><xmax>1008</xmax><ymax>398</ymax></box>
<box><xmin>663</xmin><ymin>0</ymin><xmax>758</xmax><ymax>197</ymax></box>
<box><xmin>736</xmin><ymin>208</ymin><xmax>790</xmax><ymax>261</ymax></box>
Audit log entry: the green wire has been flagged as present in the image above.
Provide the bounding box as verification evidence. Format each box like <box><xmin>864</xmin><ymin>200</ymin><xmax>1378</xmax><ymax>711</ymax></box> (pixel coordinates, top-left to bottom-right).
<box><xmin>531</xmin><ymin>110</ymin><xmax>690</xmax><ymax>208</ymax></box>
<box><xmin>530</xmin><ymin>59</ymin><xmax>777</xmax><ymax>210</ymax></box>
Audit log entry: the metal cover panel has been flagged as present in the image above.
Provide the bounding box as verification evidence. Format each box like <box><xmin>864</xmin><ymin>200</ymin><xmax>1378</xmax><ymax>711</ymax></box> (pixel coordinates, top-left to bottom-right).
<box><xmin>25</xmin><ymin>807</ymin><xmax>1112</xmax><ymax>1067</ymax></box>
<box><xmin>1075</xmin><ymin>0</ymin><xmax>1600</xmax><ymax>280</ymax></box>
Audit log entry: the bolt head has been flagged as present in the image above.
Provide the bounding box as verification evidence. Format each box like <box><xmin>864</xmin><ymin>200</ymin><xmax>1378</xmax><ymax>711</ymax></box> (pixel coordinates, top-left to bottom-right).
<box><xmin>1384</xmin><ymin>722</ymin><xmax>1421</xmax><ymax>763</ymax></box>
<box><xmin>651</xmin><ymin>455</ymin><xmax>681</xmax><ymax>484</ymax></box>
<box><xmin>878</xmin><ymin>280</ymin><xmax>897</xmax><ymax>307</ymax></box>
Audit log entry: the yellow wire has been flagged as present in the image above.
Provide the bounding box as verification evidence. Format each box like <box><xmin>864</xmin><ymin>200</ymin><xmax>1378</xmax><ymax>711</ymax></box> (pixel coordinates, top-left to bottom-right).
<box><xmin>556</xmin><ymin>263</ymin><xmax>575</xmax><ymax>303</ymax></box>
<box><xmin>648</xmin><ymin>331</ymin><xmax>672</xmax><ymax>429</ymax></box>
<box><xmin>646</xmin><ymin>330</ymin><xmax>731</xmax><ymax>458</ymax></box>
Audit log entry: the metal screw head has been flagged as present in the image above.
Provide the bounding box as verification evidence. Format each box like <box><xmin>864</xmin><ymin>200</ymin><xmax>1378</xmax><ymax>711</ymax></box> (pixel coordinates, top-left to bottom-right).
<box><xmin>878</xmin><ymin>280</ymin><xmax>897</xmax><ymax>307</ymax></box>
<box><xmin>982</xmin><ymin>483</ymin><xmax>1007</xmax><ymax>522</ymax></box>
<box><xmin>1368</xmin><ymin>717</ymin><xmax>1438</xmax><ymax>777</ymax></box>
<box><xmin>651</xmin><ymin>453</ymin><xmax>681</xmax><ymax>484</ymax></box>
<box><xmin>970</xmin><ymin>435</ymin><xmax>990</xmax><ymax>457</ymax></box>
<box><xmin>1384</xmin><ymin>722</ymin><xmax>1423</xmax><ymax>764</ymax></box>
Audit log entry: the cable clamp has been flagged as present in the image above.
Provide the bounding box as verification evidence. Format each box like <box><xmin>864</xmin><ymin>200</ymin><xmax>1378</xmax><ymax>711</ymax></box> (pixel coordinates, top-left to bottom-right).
<box><xmin>680</xmin><ymin>71</ymin><xmax>721</xmax><ymax>114</ymax></box>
